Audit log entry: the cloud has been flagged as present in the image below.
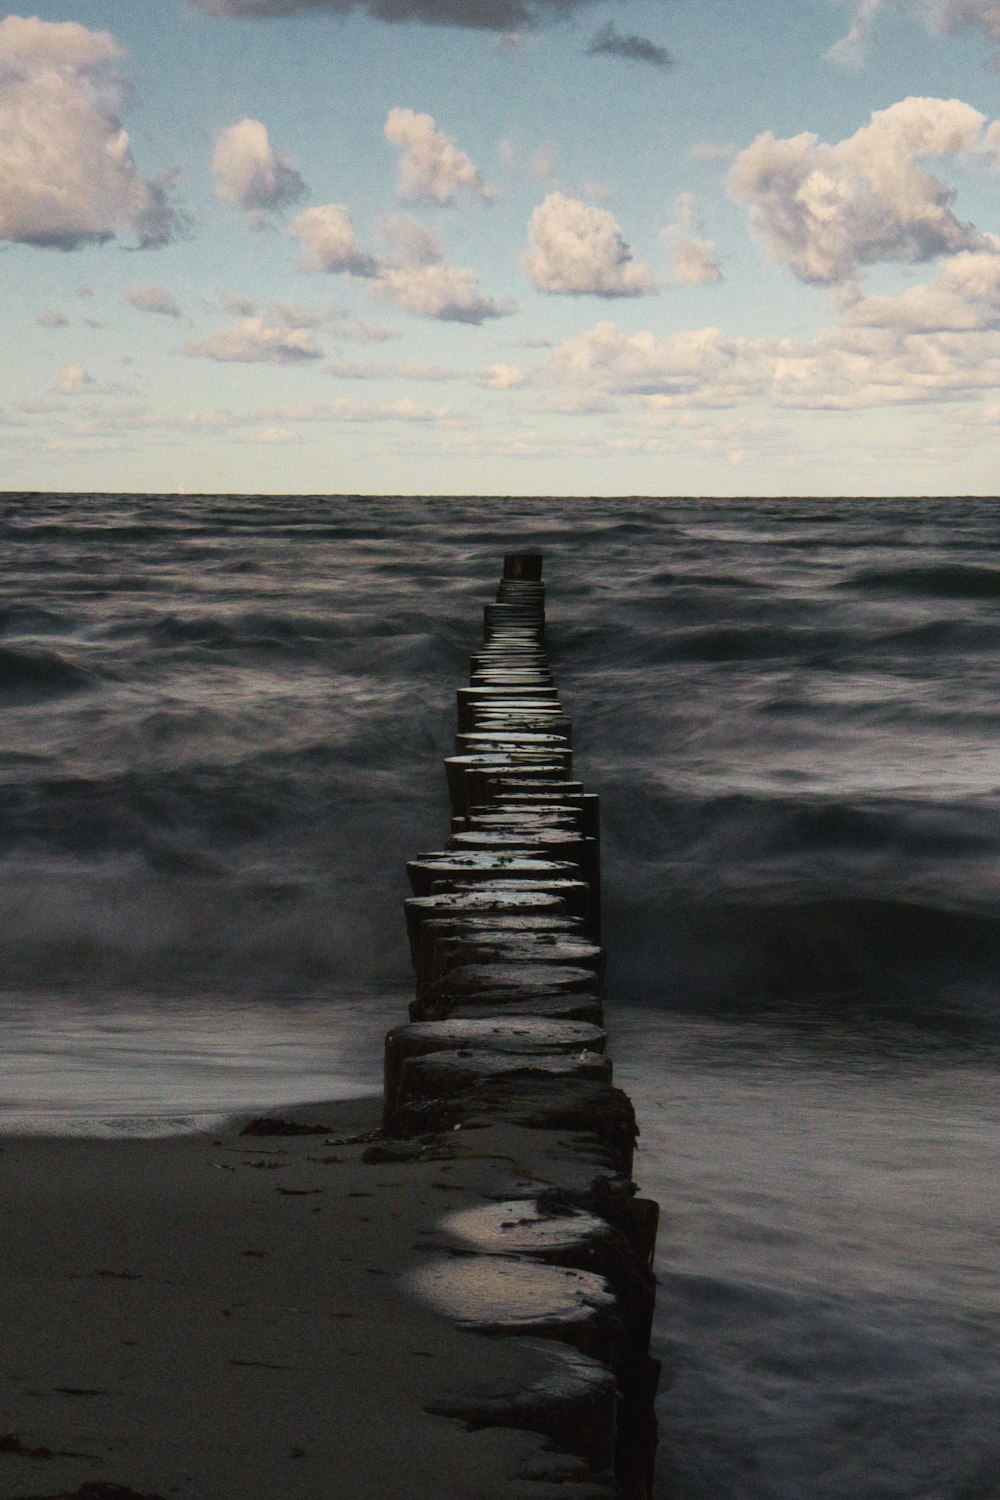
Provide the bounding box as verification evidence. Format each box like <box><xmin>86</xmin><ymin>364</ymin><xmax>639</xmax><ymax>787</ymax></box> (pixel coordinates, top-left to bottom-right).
<box><xmin>538</xmin><ymin>321</ymin><xmax>762</xmax><ymax>405</ymax></box>
<box><xmin>288</xmin><ymin>203</ymin><xmax>379</xmax><ymax>275</ymax></box>
<box><xmin>184</xmin><ymin>292</ymin><xmax>401</xmax><ymax>359</ymax></box>
<box><xmin>670</xmin><ymin>236</ymin><xmax>723</xmax><ymax>285</ymax></box>
<box><xmin>184</xmin><ymin>315</ymin><xmax>324</xmax><ymax>363</ymax></box>
<box><xmin>664</xmin><ymin>193</ymin><xmax>723</xmax><ymax>285</ymax></box>
<box><xmin>502</xmin><ymin>250</ymin><xmax>1000</xmax><ymax>411</ymax></box>
<box><xmin>374</xmin><ymin>261</ymin><xmax>507</xmax><ymax>324</ymax></box>
<box><xmin>372</xmin><ymin>214</ymin><xmax>512</xmax><ymax>323</ymax></box>
<box><xmin>219</xmin><ymin>291</ymin><xmax>400</xmax><ymax>343</ymax></box>
<box><xmin>385</xmin><ymin>108</ymin><xmax>494</xmax><ymax>204</ymax></box>
<box><xmin>218</xmin><ymin>291</ymin><xmax>339</xmax><ymax>326</ymax></box>
<box><xmin>220</xmin><ymin>291</ymin><xmax>395</xmax><ymax>342</ymax></box>
<box><xmin>832</xmin><ymin>0</ymin><xmax>1000</xmax><ymax>66</ymax></box>
<box><xmin>0</xmin><ymin>16</ymin><xmax>185</xmax><ymax>250</ymax></box>
<box><xmin>729</xmin><ymin>96</ymin><xmax>999</xmax><ymax>284</ymax></box>
<box><xmin>934</xmin><ymin>0</ymin><xmax>1000</xmax><ymax>52</ymax></box>
<box><xmin>585</xmin><ymin>21</ymin><xmax>672</xmax><ymax>66</ymax></box>
<box><xmin>523</xmin><ymin>192</ymin><xmax>656</xmax><ymax>296</ymax></box>
<box><xmin>478</xmin><ymin>363</ymin><xmax>529</xmax><ymax>388</ymax></box>
<box><xmin>37</xmin><ymin>310</ymin><xmax>69</xmax><ymax>327</ymax></box>
<box><xmin>187</xmin><ymin>0</ymin><xmax>606</xmax><ymax>31</ymax></box>
<box><xmin>125</xmin><ymin>285</ymin><xmax>183</xmax><ymax>318</ymax></box>
<box><xmin>213</xmin><ymin>119</ymin><xmax>307</xmax><ymax>224</ymax></box>
<box><xmin>827</xmin><ymin>0</ymin><xmax>884</xmax><ymax>65</ymax></box>
<box><xmin>330</xmin><ymin>316</ymin><xmax>401</xmax><ymax>343</ymax></box>
<box><xmin>840</xmin><ymin>248</ymin><xmax>1000</xmax><ymax>332</ymax></box>
<box><xmin>53</xmin><ymin>365</ymin><xmax>96</xmax><ymax>394</ymax></box>
<box><xmin>287</xmin><ymin>208</ymin><xmax>506</xmax><ymax>322</ymax></box>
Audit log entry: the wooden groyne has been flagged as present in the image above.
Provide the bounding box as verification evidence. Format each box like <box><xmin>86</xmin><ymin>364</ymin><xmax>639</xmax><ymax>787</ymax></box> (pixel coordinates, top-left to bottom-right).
<box><xmin>377</xmin><ymin>553</ymin><xmax>661</xmax><ymax>1498</ymax></box>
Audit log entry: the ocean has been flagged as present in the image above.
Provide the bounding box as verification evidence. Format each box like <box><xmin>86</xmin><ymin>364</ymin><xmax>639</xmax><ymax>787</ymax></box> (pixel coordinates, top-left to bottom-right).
<box><xmin>2</xmin><ymin>491</ymin><xmax>997</xmax><ymax>1497</ymax></box>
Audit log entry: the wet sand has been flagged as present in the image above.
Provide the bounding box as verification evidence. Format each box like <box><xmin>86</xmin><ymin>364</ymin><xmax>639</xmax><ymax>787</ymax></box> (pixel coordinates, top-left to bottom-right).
<box><xmin>0</xmin><ymin>1098</ymin><xmax>605</xmax><ymax>1500</ymax></box>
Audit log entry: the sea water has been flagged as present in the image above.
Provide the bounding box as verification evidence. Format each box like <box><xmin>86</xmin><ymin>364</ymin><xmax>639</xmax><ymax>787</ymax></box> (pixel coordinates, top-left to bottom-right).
<box><xmin>2</xmin><ymin>492</ymin><xmax>997</xmax><ymax>1497</ymax></box>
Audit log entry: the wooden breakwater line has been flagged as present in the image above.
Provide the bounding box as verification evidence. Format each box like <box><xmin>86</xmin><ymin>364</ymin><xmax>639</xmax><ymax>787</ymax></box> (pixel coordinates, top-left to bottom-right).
<box><xmin>379</xmin><ymin>553</ymin><xmax>661</xmax><ymax>1498</ymax></box>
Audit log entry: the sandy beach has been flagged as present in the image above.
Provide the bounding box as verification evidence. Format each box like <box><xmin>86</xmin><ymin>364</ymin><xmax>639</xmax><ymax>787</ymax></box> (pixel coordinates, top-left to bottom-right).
<box><xmin>0</xmin><ymin>1098</ymin><xmax>617</xmax><ymax>1500</ymax></box>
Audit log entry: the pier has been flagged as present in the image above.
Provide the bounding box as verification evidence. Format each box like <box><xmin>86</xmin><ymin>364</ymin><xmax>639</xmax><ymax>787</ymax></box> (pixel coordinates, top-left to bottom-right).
<box><xmin>383</xmin><ymin>553</ymin><xmax>661</xmax><ymax>1498</ymax></box>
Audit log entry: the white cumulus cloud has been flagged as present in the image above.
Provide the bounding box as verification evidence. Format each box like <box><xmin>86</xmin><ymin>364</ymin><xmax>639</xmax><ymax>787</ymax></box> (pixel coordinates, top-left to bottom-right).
<box><xmin>840</xmin><ymin>249</ymin><xmax>1000</xmax><ymax>332</ymax></box>
<box><xmin>664</xmin><ymin>194</ymin><xmax>723</xmax><ymax>286</ymax></box>
<box><xmin>217</xmin><ymin>291</ymin><xmax>343</xmax><ymax>328</ymax></box>
<box><xmin>288</xmin><ymin>203</ymin><xmax>379</xmax><ymax>276</ymax></box>
<box><xmin>540</xmin><ymin>321</ymin><xmax>762</xmax><ymax>404</ymax></box>
<box><xmin>671</xmin><ymin>237</ymin><xmax>724</xmax><ymax>285</ymax></box>
<box><xmin>125</xmin><ymin>286</ymin><xmax>182</xmax><ymax>318</ymax></box>
<box><xmin>523</xmin><ymin>192</ymin><xmax>656</xmax><ymax>296</ymax></box>
<box><xmin>385</xmin><ymin>108</ymin><xmax>494</xmax><ymax>204</ymax></box>
<box><xmin>729</xmin><ymin>96</ymin><xmax>998</xmax><ymax>284</ymax></box>
<box><xmin>213</xmin><ymin>118</ymin><xmax>307</xmax><ymax>223</ymax></box>
<box><xmin>184</xmin><ymin>316</ymin><xmax>324</xmax><ymax>364</ymax></box>
<box><xmin>502</xmin><ymin>249</ymin><xmax>1000</xmax><ymax>411</ymax></box>
<box><xmin>219</xmin><ymin>292</ymin><xmax>399</xmax><ymax>344</ymax></box>
<box><xmin>0</xmin><ymin>16</ymin><xmax>184</xmax><ymax>250</ymax></box>
<box><xmin>184</xmin><ymin>293</ymin><xmax>399</xmax><ymax>360</ymax></box>
<box><xmin>372</xmin><ymin>214</ymin><xmax>512</xmax><ymax>323</ymax></box>
<box><xmin>478</xmin><ymin>363</ymin><xmax>529</xmax><ymax>388</ymax></box>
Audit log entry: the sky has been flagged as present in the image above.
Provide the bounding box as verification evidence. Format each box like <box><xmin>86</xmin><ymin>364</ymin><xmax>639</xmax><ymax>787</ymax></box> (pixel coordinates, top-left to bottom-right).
<box><xmin>2</xmin><ymin>0</ymin><xmax>1000</xmax><ymax>495</ymax></box>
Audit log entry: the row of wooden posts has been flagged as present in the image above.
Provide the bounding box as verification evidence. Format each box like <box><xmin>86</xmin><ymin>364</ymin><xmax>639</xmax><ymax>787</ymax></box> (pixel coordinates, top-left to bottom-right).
<box><xmin>377</xmin><ymin>554</ymin><xmax>661</xmax><ymax>1498</ymax></box>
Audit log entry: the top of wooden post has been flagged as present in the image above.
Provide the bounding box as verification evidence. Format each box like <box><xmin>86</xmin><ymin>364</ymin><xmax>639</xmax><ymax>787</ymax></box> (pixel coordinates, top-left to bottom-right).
<box><xmin>503</xmin><ymin>552</ymin><xmax>543</xmax><ymax>581</ymax></box>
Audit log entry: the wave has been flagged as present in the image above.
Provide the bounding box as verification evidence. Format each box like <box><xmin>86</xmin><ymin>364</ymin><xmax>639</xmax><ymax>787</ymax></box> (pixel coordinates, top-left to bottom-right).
<box><xmin>0</xmin><ymin>644</ymin><xmax>94</xmax><ymax>702</ymax></box>
<box><xmin>843</xmin><ymin>563</ymin><xmax>1000</xmax><ymax>600</ymax></box>
<box><xmin>3</xmin><ymin>490</ymin><xmax>998</xmax><ymax>1040</ymax></box>
<box><xmin>859</xmin><ymin>618</ymin><xmax>1000</xmax><ymax>657</ymax></box>
<box><xmin>559</xmin><ymin>622</ymin><xmax>844</xmax><ymax>668</ymax></box>
<box><xmin>598</xmin><ymin>783</ymin><xmax>1000</xmax><ymax>864</ymax></box>
<box><xmin>604</xmin><ymin>890</ymin><xmax>1000</xmax><ymax>1031</ymax></box>
<box><xmin>0</xmin><ymin>751</ymin><xmax>441</xmax><ymax>859</ymax></box>
<box><xmin>0</xmin><ymin>856</ymin><xmax>412</xmax><ymax>991</ymax></box>
<box><xmin>656</xmin><ymin>625</ymin><xmax>841</xmax><ymax>662</ymax></box>
<box><xmin>145</xmin><ymin>610</ymin><xmax>362</xmax><ymax>652</ymax></box>
<box><xmin>104</xmin><ymin>609</ymin><xmax>470</xmax><ymax>660</ymax></box>
<box><xmin>5</xmin><ymin>520</ymin><xmax>180</xmax><ymax>543</ymax></box>
<box><xmin>0</xmin><ymin>604</ymin><xmax>74</xmax><ymax>637</ymax></box>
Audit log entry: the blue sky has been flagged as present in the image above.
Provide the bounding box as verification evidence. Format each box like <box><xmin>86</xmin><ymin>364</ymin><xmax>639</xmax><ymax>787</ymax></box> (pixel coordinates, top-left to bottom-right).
<box><xmin>2</xmin><ymin>0</ymin><xmax>999</xmax><ymax>494</ymax></box>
